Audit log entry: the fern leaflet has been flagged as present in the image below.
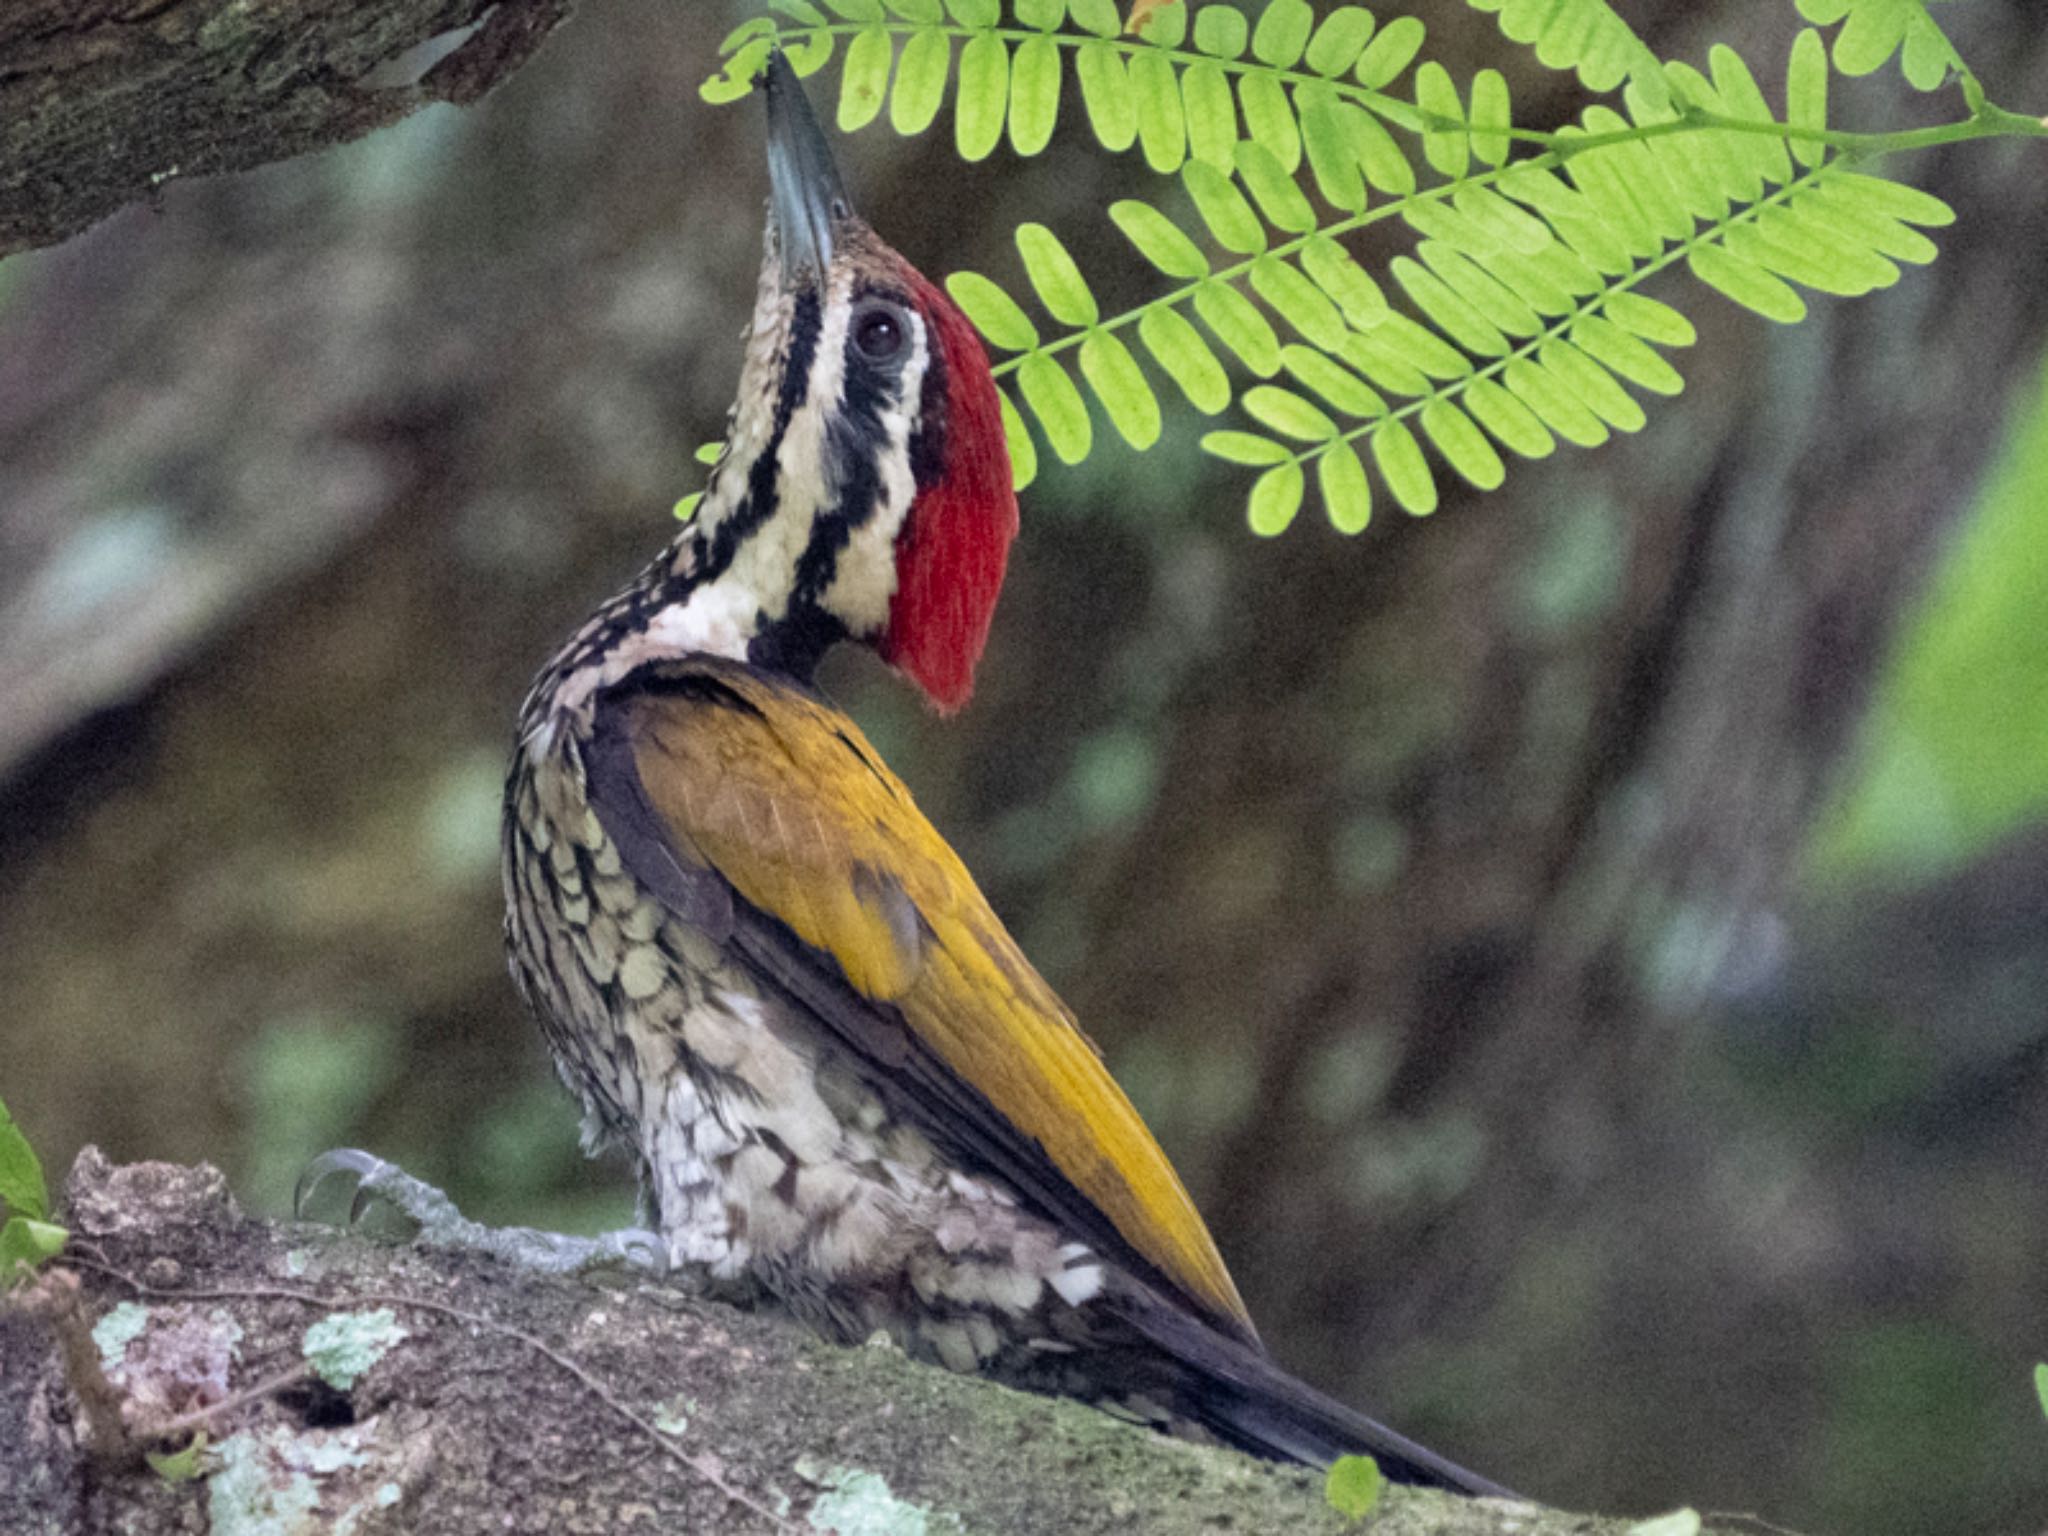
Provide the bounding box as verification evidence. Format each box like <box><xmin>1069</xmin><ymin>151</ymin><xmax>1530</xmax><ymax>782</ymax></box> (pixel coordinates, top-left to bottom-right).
<box><xmin>1795</xmin><ymin>0</ymin><xmax>1970</xmax><ymax>92</ymax></box>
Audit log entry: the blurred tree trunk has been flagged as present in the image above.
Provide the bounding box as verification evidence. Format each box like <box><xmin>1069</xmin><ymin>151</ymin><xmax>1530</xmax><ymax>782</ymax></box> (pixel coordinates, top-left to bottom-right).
<box><xmin>0</xmin><ymin>0</ymin><xmax>572</xmax><ymax>259</ymax></box>
<box><xmin>1</xmin><ymin>3</ymin><xmax>2044</xmax><ymax>1533</ymax></box>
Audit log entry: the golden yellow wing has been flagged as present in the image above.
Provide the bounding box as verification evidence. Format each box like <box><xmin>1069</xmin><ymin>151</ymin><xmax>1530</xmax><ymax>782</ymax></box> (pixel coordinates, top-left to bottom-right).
<box><xmin>590</xmin><ymin>657</ymin><xmax>1253</xmax><ymax>1339</ymax></box>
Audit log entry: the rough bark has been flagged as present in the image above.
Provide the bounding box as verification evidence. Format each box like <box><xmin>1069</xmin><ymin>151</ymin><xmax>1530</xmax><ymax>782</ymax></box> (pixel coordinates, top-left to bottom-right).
<box><xmin>0</xmin><ymin>1151</ymin><xmax>1735</xmax><ymax>1536</ymax></box>
<box><xmin>0</xmin><ymin>0</ymin><xmax>574</xmax><ymax>259</ymax></box>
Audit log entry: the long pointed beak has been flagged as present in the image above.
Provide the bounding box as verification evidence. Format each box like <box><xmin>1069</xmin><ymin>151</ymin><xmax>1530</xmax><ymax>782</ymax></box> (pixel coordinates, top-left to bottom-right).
<box><xmin>761</xmin><ymin>51</ymin><xmax>849</xmax><ymax>292</ymax></box>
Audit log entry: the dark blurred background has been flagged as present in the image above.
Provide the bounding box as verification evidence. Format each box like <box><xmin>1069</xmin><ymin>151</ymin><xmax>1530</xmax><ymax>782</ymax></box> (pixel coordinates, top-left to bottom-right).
<box><xmin>3</xmin><ymin>2</ymin><xmax>2046</xmax><ymax>1530</ymax></box>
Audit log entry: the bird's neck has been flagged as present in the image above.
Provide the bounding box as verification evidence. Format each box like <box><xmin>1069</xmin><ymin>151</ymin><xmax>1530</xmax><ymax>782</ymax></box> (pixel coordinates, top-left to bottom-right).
<box><xmin>522</xmin><ymin>523</ymin><xmax>848</xmax><ymax>743</ymax></box>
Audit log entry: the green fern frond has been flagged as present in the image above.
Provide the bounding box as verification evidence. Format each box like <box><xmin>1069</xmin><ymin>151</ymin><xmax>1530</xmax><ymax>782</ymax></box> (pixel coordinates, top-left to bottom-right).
<box><xmin>693</xmin><ymin>2</ymin><xmax>2034</xmax><ymax>536</ymax></box>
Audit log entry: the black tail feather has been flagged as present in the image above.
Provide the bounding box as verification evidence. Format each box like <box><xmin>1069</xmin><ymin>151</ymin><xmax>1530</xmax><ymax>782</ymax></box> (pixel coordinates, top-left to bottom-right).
<box><xmin>1115</xmin><ymin>1293</ymin><xmax>1515</xmax><ymax>1499</ymax></box>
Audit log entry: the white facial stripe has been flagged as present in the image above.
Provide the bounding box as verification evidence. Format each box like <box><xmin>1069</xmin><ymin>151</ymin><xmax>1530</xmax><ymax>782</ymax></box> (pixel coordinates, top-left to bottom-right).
<box><xmin>818</xmin><ymin>310</ymin><xmax>930</xmax><ymax>635</ymax></box>
<box><xmin>693</xmin><ymin>248</ymin><xmax>806</xmax><ymax>533</ymax></box>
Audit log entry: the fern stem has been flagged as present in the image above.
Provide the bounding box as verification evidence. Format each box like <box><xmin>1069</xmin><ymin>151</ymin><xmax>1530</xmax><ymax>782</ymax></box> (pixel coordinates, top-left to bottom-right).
<box><xmin>976</xmin><ymin>97</ymin><xmax>1924</xmax><ymax>387</ymax></box>
<box><xmin>1675</xmin><ymin>104</ymin><xmax>2048</xmax><ymax>155</ymax></box>
<box><xmin>756</xmin><ymin>21</ymin><xmax>2048</xmax><ymax>162</ymax></box>
<box><xmin>985</xmin><ymin>148</ymin><xmax>1572</xmax><ymax>382</ymax></box>
<box><xmin>765</xmin><ymin>20</ymin><xmax>1417</xmax><ymax>123</ymax></box>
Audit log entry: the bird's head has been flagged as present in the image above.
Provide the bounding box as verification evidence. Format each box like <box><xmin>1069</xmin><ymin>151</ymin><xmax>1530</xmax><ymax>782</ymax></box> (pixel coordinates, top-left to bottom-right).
<box><xmin>676</xmin><ymin>52</ymin><xmax>1018</xmax><ymax>715</ymax></box>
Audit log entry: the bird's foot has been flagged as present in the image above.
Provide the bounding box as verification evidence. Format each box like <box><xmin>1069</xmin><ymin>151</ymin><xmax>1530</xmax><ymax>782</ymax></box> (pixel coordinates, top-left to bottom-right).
<box><xmin>293</xmin><ymin>1148</ymin><xmax>669</xmax><ymax>1280</ymax></box>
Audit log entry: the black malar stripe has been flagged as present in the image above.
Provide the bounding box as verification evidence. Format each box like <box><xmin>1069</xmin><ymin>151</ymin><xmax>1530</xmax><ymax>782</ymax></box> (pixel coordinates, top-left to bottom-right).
<box><xmin>786</xmin><ymin>325</ymin><xmax>902</xmax><ymax>614</ymax></box>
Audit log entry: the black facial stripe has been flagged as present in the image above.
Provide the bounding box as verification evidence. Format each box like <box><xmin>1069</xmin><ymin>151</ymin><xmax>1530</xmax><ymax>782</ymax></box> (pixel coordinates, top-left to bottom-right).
<box><xmin>789</xmin><ymin>509</ymin><xmax>857</xmax><ymax>616</ymax></box>
<box><xmin>699</xmin><ymin>287</ymin><xmax>823</xmax><ymax>587</ymax></box>
<box><xmin>784</xmin><ymin>317</ymin><xmax>905</xmax><ymax>614</ymax></box>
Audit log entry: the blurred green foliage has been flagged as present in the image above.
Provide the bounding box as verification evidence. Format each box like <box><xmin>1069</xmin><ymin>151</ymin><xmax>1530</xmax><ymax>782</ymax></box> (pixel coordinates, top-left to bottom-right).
<box><xmin>1814</xmin><ymin>350</ymin><xmax>2048</xmax><ymax>884</ymax></box>
<box><xmin>237</xmin><ymin>1010</ymin><xmax>633</xmax><ymax>1236</ymax></box>
<box><xmin>238</xmin><ymin>1011</ymin><xmax>401</xmax><ymax>1215</ymax></box>
<box><xmin>0</xmin><ymin>1090</ymin><xmax>65</xmax><ymax>1280</ymax></box>
<box><xmin>1323</xmin><ymin>1451</ymin><xmax>1383</xmax><ymax>1518</ymax></box>
<box><xmin>1817</xmin><ymin>1322</ymin><xmax>2000</xmax><ymax>1534</ymax></box>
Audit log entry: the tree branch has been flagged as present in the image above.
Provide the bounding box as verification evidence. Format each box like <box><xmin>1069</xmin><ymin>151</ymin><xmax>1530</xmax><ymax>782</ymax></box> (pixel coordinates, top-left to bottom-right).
<box><xmin>0</xmin><ymin>0</ymin><xmax>576</xmax><ymax>259</ymax></box>
<box><xmin>0</xmin><ymin>1150</ymin><xmax>1768</xmax><ymax>1535</ymax></box>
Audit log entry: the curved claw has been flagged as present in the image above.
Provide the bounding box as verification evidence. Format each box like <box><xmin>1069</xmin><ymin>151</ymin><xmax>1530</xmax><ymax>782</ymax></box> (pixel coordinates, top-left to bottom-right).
<box><xmin>605</xmin><ymin>1229</ymin><xmax>669</xmax><ymax>1272</ymax></box>
<box><xmin>294</xmin><ymin>1148</ymin><xmax>465</xmax><ymax>1245</ymax></box>
<box><xmin>294</xmin><ymin>1147</ymin><xmax>389</xmax><ymax>1224</ymax></box>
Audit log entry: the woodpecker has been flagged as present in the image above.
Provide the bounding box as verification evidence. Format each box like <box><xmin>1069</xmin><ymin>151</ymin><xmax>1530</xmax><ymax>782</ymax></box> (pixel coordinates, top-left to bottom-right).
<box><xmin>498</xmin><ymin>53</ymin><xmax>1502</xmax><ymax>1497</ymax></box>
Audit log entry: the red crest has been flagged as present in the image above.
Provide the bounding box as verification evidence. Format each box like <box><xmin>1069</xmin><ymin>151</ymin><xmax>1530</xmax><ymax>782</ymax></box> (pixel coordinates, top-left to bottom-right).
<box><xmin>880</xmin><ymin>271</ymin><xmax>1021</xmax><ymax>714</ymax></box>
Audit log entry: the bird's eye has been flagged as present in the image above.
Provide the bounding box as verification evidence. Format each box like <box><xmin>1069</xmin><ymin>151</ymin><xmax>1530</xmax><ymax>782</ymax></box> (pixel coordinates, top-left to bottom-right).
<box><xmin>853</xmin><ymin>304</ymin><xmax>906</xmax><ymax>363</ymax></box>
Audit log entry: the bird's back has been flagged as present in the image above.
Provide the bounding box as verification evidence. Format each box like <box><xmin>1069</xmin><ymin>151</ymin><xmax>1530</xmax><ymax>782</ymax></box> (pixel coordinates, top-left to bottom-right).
<box><xmin>507</xmin><ymin>654</ymin><xmax>1235</xmax><ymax>1323</ymax></box>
